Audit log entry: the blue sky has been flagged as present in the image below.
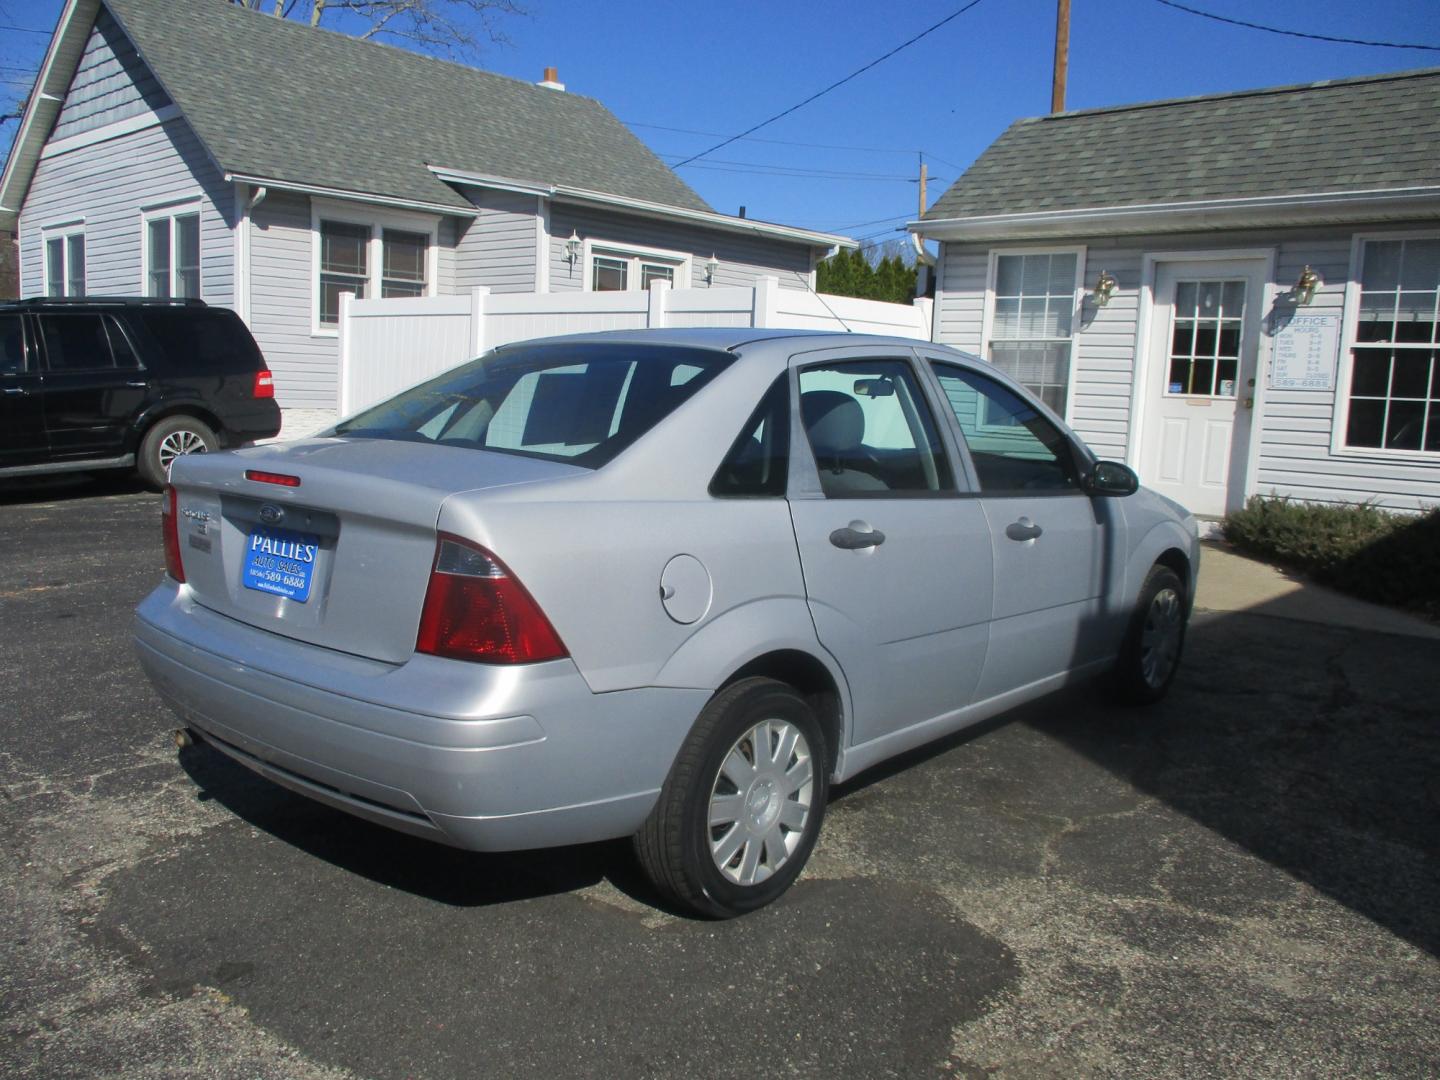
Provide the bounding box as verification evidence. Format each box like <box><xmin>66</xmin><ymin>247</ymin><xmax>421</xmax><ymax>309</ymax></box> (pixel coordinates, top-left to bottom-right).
<box><xmin>2</xmin><ymin>0</ymin><xmax>1437</xmax><ymax>246</ymax></box>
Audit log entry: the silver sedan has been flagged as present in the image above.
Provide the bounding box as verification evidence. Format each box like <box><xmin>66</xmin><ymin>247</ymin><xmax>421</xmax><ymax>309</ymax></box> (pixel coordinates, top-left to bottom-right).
<box><xmin>134</xmin><ymin>329</ymin><xmax>1198</xmax><ymax>917</ymax></box>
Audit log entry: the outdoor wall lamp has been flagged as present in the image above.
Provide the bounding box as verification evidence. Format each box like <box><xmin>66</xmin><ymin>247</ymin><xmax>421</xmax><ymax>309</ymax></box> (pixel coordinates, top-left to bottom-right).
<box><xmin>565</xmin><ymin>230</ymin><xmax>581</xmax><ymax>264</ymax></box>
<box><xmin>704</xmin><ymin>254</ymin><xmax>719</xmax><ymax>283</ymax></box>
<box><xmin>1092</xmin><ymin>269</ymin><xmax>1118</xmax><ymax>307</ymax></box>
<box><xmin>1293</xmin><ymin>265</ymin><xmax>1320</xmax><ymax>305</ymax></box>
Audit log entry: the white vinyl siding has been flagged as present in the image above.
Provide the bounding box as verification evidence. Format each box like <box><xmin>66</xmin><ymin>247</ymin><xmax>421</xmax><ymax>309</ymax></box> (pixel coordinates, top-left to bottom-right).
<box><xmin>933</xmin><ymin>225</ymin><xmax>1440</xmax><ymax>510</ymax></box>
<box><xmin>50</xmin><ymin>8</ymin><xmax>170</xmax><ymax>140</ymax></box>
<box><xmin>452</xmin><ymin>189</ymin><xmax>538</xmax><ymax>294</ymax></box>
<box><xmin>248</xmin><ymin>191</ymin><xmax>336</xmax><ymax>407</ymax></box>
<box><xmin>19</xmin><ymin>118</ymin><xmax>233</xmax><ymax>305</ymax></box>
<box><xmin>549</xmin><ymin>205</ymin><xmax>815</xmax><ymax>294</ymax></box>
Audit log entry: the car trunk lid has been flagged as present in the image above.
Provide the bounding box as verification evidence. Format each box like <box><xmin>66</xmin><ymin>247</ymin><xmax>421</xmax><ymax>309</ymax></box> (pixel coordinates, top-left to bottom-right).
<box><xmin>167</xmin><ymin>438</ymin><xmax>585</xmax><ymax>664</ymax></box>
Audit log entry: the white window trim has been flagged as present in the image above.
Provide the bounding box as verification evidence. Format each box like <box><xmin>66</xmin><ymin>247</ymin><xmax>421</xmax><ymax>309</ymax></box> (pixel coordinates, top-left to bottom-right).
<box><xmin>580</xmin><ymin>237</ymin><xmax>693</xmax><ymax>293</ymax></box>
<box><xmin>978</xmin><ymin>244</ymin><xmax>1086</xmax><ymax>424</ymax></box>
<box><xmin>40</xmin><ymin>219</ymin><xmax>86</xmax><ymax>297</ymax></box>
<box><xmin>1330</xmin><ymin>229</ymin><xmax>1440</xmax><ymax>461</ymax></box>
<box><xmin>140</xmin><ymin>195</ymin><xmax>204</xmax><ymax>299</ymax></box>
<box><xmin>309</xmin><ymin>198</ymin><xmax>440</xmax><ymax>336</ymax></box>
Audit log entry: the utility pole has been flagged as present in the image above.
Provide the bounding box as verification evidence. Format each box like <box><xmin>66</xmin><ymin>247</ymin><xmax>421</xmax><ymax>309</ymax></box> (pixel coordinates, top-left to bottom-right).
<box><xmin>918</xmin><ymin>155</ymin><xmax>928</xmax><ymax>218</ymax></box>
<box><xmin>1052</xmin><ymin>0</ymin><xmax>1070</xmax><ymax>113</ymax></box>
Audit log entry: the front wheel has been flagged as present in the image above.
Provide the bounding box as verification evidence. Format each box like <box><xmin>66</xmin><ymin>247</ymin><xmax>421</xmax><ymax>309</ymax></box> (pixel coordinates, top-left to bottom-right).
<box><xmin>1110</xmin><ymin>564</ymin><xmax>1187</xmax><ymax>705</ymax></box>
<box><xmin>634</xmin><ymin>677</ymin><xmax>829</xmax><ymax>918</ymax></box>
<box><xmin>138</xmin><ymin>415</ymin><xmax>217</xmax><ymax>488</ymax></box>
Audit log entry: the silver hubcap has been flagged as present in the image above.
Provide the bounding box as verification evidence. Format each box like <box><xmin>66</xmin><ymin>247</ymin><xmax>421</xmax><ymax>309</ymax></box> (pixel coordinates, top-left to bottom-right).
<box><xmin>708</xmin><ymin>717</ymin><xmax>815</xmax><ymax>887</ymax></box>
<box><xmin>158</xmin><ymin>429</ymin><xmax>209</xmax><ymax>472</ymax></box>
<box><xmin>1139</xmin><ymin>587</ymin><xmax>1183</xmax><ymax>689</ymax></box>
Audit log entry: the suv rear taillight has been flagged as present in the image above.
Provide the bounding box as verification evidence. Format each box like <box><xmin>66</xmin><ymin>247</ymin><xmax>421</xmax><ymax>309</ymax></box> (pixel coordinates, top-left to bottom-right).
<box><xmin>162</xmin><ymin>486</ymin><xmax>185</xmax><ymax>583</ymax></box>
<box><xmin>415</xmin><ymin>535</ymin><xmax>566</xmax><ymax>664</ymax></box>
<box><xmin>253</xmin><ymin>370</ymin><xmax>274</xmax><ymax>399</ymax></box>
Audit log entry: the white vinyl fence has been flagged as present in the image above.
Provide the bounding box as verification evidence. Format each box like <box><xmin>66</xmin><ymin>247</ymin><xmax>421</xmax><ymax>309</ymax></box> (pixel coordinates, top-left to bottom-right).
<box><xmin>337</xmin><ymin>278</ymin><xmax>933</xmax><ymax>415</ymax></box>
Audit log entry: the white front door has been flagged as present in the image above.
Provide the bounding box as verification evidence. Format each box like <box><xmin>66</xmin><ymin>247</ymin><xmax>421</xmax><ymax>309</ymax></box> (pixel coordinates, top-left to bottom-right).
<box><xmin>1139</xmin><ymin>260</ymin><xmax>1264</xmax><ymax>516</ymax></box>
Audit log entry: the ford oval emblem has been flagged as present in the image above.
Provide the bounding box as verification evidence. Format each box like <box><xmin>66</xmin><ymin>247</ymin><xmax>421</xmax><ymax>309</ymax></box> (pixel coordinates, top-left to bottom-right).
<box><xmin>258</xmin><ymin>503</ymin><xmax>285</xmax><ymax>526</ymax></box>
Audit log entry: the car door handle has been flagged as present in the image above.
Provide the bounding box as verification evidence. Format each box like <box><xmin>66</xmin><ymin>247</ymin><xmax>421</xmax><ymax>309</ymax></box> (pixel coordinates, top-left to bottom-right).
<box><xmin>1005</xmin><ymin>518</ymin><xmax>1043</xmax><ymax>542</ymax></box>
<box><xmin>829</xmin><ymin>526</ymin><xmax>886</xmax><ymax>550</ymax></box>
<box><xmin>2</xmin><ymin>385</ymin><xmax>24</xmax><ymax>395</ymax></box>
<box><xmin>125</xmin><ymin>380</ymin><xmax>148</xmax><ymax>388</ymax></box>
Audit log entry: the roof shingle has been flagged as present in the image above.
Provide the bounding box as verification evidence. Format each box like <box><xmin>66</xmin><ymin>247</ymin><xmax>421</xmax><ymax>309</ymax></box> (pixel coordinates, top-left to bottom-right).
<box><xmin>103</xmin><ymin>0</ymin><xmax>710</xmax><ymax>213</ymax></box>
<box><xmin>923</xmin><ymin>68</ymin><xmax>1440</xmax><ymax>221</ymax></box>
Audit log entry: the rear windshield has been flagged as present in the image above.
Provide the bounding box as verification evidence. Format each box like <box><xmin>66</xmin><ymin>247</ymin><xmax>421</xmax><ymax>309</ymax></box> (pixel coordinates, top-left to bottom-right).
<box><xmin>133</xmin><ymin>308</ymin><xmax>266</xmax><ymax>374</ymax></box>
<box><xmin>331</xmin><ymin>343</ymin><xmax>733</xmax><ymax>468</ymax></box>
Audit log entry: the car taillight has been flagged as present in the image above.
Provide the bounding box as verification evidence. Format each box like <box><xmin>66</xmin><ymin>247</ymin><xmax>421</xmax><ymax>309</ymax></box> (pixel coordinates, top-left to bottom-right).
<box><xmin>416</xmin><ymin>535</ymin><xmax>566</xmax><ymax>664</ymax></box>
<box><xmin>253</xmin><ymin>370</ymin><xmax>274</xmax><ymax>399</ymax></box>
<box><xmin>162</xmin><ymin>485</ymin><xmax>185</xmax><ymax>583</ymax></box>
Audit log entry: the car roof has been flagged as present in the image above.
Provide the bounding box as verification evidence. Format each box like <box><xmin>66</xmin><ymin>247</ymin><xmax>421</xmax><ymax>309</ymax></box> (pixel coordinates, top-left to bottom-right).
<box><xmin>0</xmin><ymin>297</ymin><xmax>210</xmax><ymax>312</ymax></box>
<box><xmin>491</xmin><ymin>326</ymin><xmax>962</xmax><ymax>356</ymax></box>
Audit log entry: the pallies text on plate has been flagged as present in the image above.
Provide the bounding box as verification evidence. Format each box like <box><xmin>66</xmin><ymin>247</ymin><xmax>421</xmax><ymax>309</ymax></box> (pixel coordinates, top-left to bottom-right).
<box><xmin>249</xmin><ymin>533</ymin><xmax>317</xmax><ymax>563</ymax></box>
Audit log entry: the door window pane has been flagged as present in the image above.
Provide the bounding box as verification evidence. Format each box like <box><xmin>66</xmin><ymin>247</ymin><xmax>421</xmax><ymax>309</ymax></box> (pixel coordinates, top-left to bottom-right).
<box><xmin>0</xmin><ymin>315</ymin><xmax>25</xmax><ymax>374</ymax></box>
<box><xmin>1165</xmin><ymin>278</ymin><xmax>1244</xmax><ymax>397</ymax></box>
<box><xmin>932</xmin><ymin>362</ymin><xmax>1079</xmax><ymax>493</ymax></box>
<box><xmin>39</xmin><ymin>314</ymin><xmax>113</xmax><ymax>371</ymax></box>
<box><xmin>798</xmin><ymin>359</ymin><xmax>952</xmax><ymax>497</ymax></box>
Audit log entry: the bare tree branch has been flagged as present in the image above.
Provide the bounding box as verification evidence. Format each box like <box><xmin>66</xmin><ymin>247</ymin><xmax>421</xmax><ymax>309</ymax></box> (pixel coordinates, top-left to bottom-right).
<box><xmin>228</xmin><ymin>0</ymin><xmax>526</xmax><ymax>58</ymax></box>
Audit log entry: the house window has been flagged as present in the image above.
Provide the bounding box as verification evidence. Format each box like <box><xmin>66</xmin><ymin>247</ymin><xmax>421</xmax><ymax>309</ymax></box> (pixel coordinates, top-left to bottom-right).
<box><xmin>381</xmin><ymin>229</ymin><xmax>428</xmax><ymax>298</ymax></box>
<box><xmin>43</xmin><ymin>226</ymin><xmax>86</xmax><ymax>297</ymax></box>
<box><xmin>586</xmin><ymin>243</ymin><xmax>687</xmax><ymax>292</ymax></box>
<box><xmin>986</xmin><ymin>251</ymin><xmax>1080</xmax><ymax>416</ymax></box>
<box><xmin>1345</xmin><ymin>237</ymin><xmax>1440</xmax><ymax>453</ymax></box>
<box><xmin>145</xmin><ymin>207</ymin><xmax>201</xmax><ymax>298</ymax></box>
<box><xmin>315</xmin><ymin>213</ymin><xmax>434</xmax><ymax>328</ymax></box>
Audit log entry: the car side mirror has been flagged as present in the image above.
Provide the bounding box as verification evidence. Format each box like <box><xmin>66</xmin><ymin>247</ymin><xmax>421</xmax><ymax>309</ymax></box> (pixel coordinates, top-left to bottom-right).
<box><xmin>1083</xmin><ymin>460</ymin><xmax>1139</xmax><ymax>497</ymax></box>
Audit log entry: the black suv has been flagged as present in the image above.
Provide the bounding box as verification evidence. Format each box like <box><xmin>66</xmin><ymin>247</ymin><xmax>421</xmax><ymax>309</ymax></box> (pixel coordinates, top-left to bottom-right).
<box><xmin>0</xmin><ymin>297</ymin><xmax>282</xmax><ymax>487</ymax></box>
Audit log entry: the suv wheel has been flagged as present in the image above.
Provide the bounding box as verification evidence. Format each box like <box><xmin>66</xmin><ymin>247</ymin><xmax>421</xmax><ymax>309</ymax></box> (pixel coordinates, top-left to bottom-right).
<box><xmin>139</xmin><ymin>415</ymin><xmax>218</xmax><ymax>488</ymax></box>
<box><xmin>634</xmin><ymin>677</ymin><xmax>829</xmax><ymax>918</ymax></box>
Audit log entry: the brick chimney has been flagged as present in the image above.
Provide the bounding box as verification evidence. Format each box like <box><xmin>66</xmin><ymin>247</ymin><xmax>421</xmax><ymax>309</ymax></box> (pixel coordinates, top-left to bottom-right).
<box><xmin>538</xmin><ymin>67</ymin><xmax>565</xmax><ymax>92</ymax></box>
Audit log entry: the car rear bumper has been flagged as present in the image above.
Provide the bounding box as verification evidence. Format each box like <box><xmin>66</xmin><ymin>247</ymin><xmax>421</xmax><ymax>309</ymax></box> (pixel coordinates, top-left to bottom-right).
<box><xmin>133</xmin><ymin>582</ymin><xmax>707</xmax><ymax>851</ymax></box>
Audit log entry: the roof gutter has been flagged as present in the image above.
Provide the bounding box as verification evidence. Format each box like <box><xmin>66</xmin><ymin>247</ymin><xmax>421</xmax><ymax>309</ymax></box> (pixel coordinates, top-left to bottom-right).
<box><xmin>224</xmin><ymin>173</ymin><xmax>478</xmax><ymax>218</ymax></box>
<box><xmin>428</xmin><ymin>165</ymin><xmax>856</xmax><ymax>250</ymax></box>
<box><xmin>910</xmin><ymin>185</ymin><xmax>1440</xmax><ymax>243</ymax></box>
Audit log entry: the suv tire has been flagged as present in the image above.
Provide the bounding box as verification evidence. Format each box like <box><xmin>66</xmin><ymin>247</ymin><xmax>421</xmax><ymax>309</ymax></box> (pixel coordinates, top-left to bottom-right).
<box><xmin>139</xmin><ymin>415</ymin><xmax>217</xmax><ymax>489</ymax></box>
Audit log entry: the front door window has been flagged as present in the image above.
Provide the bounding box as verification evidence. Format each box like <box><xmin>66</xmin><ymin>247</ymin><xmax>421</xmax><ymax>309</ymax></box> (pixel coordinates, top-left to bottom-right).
<box><xmin>1166</xmin><ymin>280</ymin><xmax>1246</xmax><ymax>399</ymax></box>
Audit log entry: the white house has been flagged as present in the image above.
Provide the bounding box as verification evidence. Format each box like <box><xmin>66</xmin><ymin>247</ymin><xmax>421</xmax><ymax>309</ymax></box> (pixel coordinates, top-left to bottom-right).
<box><xmin>914</xmin><ymin>68</ymin><xmax>1440</xmax><ymax>516</ymax></box>
<box><xmin>0</xmin><ymin>0</ymin><xmax>851</xmax><ymax>412</ymax></box>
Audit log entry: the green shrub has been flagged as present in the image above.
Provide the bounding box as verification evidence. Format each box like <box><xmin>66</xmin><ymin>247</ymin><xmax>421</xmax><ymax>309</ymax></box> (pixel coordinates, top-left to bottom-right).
<box><xmin>1222</xmin><ymin>497</ymin><xmax>1440</xmax><ymax>619</ymax></box>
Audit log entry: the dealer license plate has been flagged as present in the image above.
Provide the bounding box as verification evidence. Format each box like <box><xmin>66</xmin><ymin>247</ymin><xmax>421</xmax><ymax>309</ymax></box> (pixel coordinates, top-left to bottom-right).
<box><xmin>242</xmin><ymin>525</ymin><xmax>320</xmax><ymax>602</ymax></box>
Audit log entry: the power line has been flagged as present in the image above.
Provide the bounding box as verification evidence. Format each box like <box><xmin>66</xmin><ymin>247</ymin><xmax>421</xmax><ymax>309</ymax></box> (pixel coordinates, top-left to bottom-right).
<box><xmin>1151</xmin><ymin>0</ymin><xmax>1440</xmax><ymax>51</ymax></box>
<box><xmin>660</xmin><ymin>154</ymin><xmax>923</xmax><ymax>180</ymax></box>
<box><xmin>0</xmin><ymin>24</ymin><xmax>51</xmax><ymax>34</ymax></box>
<box><xmin>680</xmin><ymin>162</ymin><xmax>931</xmax><ymax>183</ymax></box>
<box><xmin>627</xmin><ymin>120</ymin><xmax>924</xmax><ymax>156</ymax></box>
<box><xmin>671</xmin><ymin>0</ymin><xmax>988</xmax><ymax>167</ymax></box>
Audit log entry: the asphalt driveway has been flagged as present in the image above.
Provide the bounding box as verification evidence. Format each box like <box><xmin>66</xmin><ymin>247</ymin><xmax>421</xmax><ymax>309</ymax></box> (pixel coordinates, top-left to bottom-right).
<box><xmin>2</xmin><ymin>474</ymin><xmax>1437</xmax><ymax>1078</ymax></box>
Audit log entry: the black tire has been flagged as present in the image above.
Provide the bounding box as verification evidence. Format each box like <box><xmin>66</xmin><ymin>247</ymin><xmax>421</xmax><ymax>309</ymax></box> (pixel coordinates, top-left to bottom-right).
<box><xmin>1110</xmin><ymin>564</ymin><xmax>1187</xmax><ymax>705</ymax></box>
<box><xmin>634</xmin><ymin>677</ymin><xmax>829</xmax><ymax>918</ymax></box>
<box><xmin>138</xmin><ymin>415</ymin><xmax>218</xmax><ymax>489</ymax></box>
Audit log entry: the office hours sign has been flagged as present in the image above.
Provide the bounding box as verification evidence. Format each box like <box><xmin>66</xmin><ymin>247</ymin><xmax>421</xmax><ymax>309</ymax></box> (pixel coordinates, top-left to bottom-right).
<box><xmin>1270</xmin><ymin>313</ymin><xmax>1340</xmax><ymax>391</ymax></box>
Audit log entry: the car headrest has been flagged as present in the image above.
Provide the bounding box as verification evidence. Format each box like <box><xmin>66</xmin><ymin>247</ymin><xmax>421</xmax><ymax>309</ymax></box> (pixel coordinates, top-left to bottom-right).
<box><xmin>801</xmin><ymin>390</ymin><xmax>865</xmax><ymax>454</ymax></box>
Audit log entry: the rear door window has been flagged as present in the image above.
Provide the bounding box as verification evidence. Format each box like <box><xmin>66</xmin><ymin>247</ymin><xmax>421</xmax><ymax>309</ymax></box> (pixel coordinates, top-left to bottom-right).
<box><xmin>0</xmin><ymin>314</ymin><xmax>26</xmax><ymax>374</ymax></box>
<box><xmin>134</xmin><ymin>309</ymin><xmax>264</xmax><ymax>374</ymax></box>
<box><xmin>334</xmin><ymin>343</ymin><xmax>732</xmax><ymax>468</ymax></box>
<box><xmin>37</xmin><ymin>314</ymin><xmax>130</xmax><ymax>372</ymax></box>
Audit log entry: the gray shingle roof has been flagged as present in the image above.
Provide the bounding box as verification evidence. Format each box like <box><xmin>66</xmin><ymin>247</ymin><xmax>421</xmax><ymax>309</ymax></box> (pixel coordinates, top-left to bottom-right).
<box><xmin>103</xmin><ymin>0</ymin><xmax>710</xmax><ymax>213</ymax></box>
<box><xmin>923</xmin><ymin>68</ymin><xmax>1440</xmax><ymax>221</ymax></box>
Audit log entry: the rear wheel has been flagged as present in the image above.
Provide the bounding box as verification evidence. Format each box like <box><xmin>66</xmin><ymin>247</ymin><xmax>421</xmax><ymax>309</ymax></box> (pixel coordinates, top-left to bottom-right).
<box><xmin>634</xmin><ymin>677</ymin><xmax>828</xmax><ymax>918</ymax></box>
<box><xmin>139</xmin><ymin>415</ymin><xmax>217</xmax><ymax>488</ymax></box>
<box><xmin>1111</xmin><ymin>564</ymin><xmax>1187</xmax><ymax>705</ymax></box>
